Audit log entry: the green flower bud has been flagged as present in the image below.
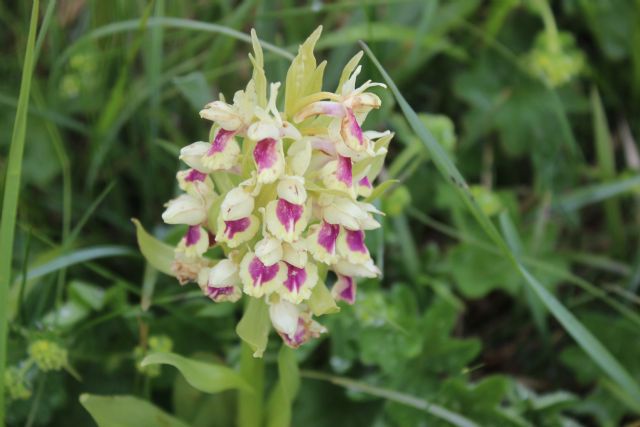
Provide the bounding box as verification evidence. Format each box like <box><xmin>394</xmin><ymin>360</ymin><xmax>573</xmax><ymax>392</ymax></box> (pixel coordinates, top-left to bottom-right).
<box><xmin>28</xmin><ymin>340</ymin><xmax>68</xmax><ymax>372</ymax></box>
<box><xmin>4</xmin><ymin>367</ymin><xmax>31</xmax><ymax>401</ymax></box>
<box><xmin>526</xmin><ymin>31</ymin><xmax>585</xmax><ymax>87</ymax></box>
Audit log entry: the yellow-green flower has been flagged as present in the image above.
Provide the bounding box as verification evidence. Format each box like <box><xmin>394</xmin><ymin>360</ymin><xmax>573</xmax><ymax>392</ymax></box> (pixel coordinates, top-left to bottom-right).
<box><xmin>28</xmin><ymin>340</ymin><xmax>68</xmax><ymax>372</ymax></box>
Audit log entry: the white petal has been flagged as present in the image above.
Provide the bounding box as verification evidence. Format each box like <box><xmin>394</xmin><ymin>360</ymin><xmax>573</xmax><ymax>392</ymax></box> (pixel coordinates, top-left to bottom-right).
<box><xmin>269</xmin><ymin>299</ymin><xmax>300</xmax><ymax>336</ymax></box>
<box><xmin>277</xmin><ymin>175</ymin><xmax>307</xmax><ymax>205</ymax></box>
<box><xmin>220</xmin><ymin>188</ymin><xmax>254</xmax><ymax>221</ymax></box>
<box><xmin>255</xmin><ymin>236</ymin><xmax>283</xmax><ymax>266</ymax></box>
<box><xmin>162</xmin><ymin>194</ymin><xmax>206</xmax><ymax>225</ymax></box>
<box><xmin>179</xmin><ymin>141</ymin><xmax>211</xmax><ymax>172</ymax></box>
<box><xmin>208</xmin><ymin>259</ymin><xmax>239</xmax><ymax>286</ymax></box>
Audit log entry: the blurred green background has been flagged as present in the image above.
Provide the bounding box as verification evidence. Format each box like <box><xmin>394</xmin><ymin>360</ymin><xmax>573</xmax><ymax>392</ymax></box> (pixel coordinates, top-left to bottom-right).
<box><xmin>2</xmin><ymin>0</ymin><xmax>640</xmax><ymax>426</ymax></box>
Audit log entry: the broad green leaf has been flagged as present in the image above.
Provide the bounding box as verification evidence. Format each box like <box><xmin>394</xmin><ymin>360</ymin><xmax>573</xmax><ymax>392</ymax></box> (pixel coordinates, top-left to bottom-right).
<box><xmin>308</xmin><ymin>281</ymin><xmax>339</xmax><ymax>316</ymax></box>
<box><xmin>132</xmin><ymin>218</ymin><xmax>175</xmax><ymax>276</ymax></box>
<box><xmin>80</xmin><ymin>394</ymin><xmax>189</xmax><ymax>427</ymax></box>
<box><xmin>141</xmin><ymin>352</ymin><xmax>252</xmax><ymax>394</ymax></box>
<box><xmin>236</xmin><ymin>297</ymin><xmax>270</xmax><ymax>358</ymax></box>
<box><xmin>361</xmin><ymin>41</ymin><xmax>640</xmax><ymax>404</ymax></box>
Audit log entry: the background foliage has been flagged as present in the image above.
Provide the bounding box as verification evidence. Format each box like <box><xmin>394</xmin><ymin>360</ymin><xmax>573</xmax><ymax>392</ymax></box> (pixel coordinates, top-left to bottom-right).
<box><xmin>1</xmin><ymin>0</ymin><xmax>640</xmax><ymax>426</ymax></box>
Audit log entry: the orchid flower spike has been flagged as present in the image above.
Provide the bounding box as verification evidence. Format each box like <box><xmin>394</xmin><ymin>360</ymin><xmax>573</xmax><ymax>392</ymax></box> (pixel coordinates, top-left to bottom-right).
<box><xmin>159</xmin><ymin>27</ymin><xmax>392</xmax><ymax>353</ymax></box>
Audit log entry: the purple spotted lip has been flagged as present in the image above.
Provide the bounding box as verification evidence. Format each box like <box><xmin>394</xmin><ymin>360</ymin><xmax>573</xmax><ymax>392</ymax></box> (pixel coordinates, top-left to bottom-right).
<box><xmin>208</xmin><ymin>129</ymin><xmax>235</xmax><ymax>155</ymax></box>
<box><xmin>338</xmin><ymin>276</ymin><xmax>355</xmax><ymax>302</ymax></box>
<box><xmin>276</xmin><ymin>199</ymin><xmax>304</xmax><ymax>232</ymax></box>
<box><xmin>345</xmin><ymin>229</ymin><xmax>367</xmax><ymax>253</ymax></box>
<box><xmin>185</xmin><ymin>169</ymin><xmax>207</xmax><ymax>182</ymax></box>
<box><xmin>317</xmin><ymin>221</ymin><xmax>339</xmax><ymax>254</ymax></box>
<box><xmin>253</xmin><ymin>138</ymin><xmax>278</xmax><ymax>171</ymax></box>
<box><xmin>224</xmin><ymin>217</ymin><xmax>251</xmax><ymax>239</ymax></box>
<box><xmin>185</xmin><ymin>226</ymin><xmax>201</xmax><ymax>246</ymax></box>
<box><xmin>283</xmin><ymin>263</ymin><xmax>307</xmax><ymax>293</ymax></box>
<box><xmin>205</xmin><ymin>285</ymin><xmax>235</xmax><ymax>301</ymax></box>
<box><xmin>336</xmin><ymin>155</ymin><xmax>353</xmax><ymax>187</ymax></box>
<box><xmin>359</xmin><ymin>176</ymin><xmax>371</xmax><ymax>188</ymax></box>
<box><xmin>281</xmin><ymin>318</ymin><xmax>306</xmax><ymax>348</ymax></box>
<box><xmin>249</xmin><ymin>257</ymin><xmax>280</xmax><ymax>287</ymax></box>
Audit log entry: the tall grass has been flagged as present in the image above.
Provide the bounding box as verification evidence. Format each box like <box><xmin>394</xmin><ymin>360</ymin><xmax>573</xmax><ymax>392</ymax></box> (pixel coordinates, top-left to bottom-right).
<box><xmin>0</xmin><ymin>1</ymin><xmax>40</xmax><ymax>424</ymax></box>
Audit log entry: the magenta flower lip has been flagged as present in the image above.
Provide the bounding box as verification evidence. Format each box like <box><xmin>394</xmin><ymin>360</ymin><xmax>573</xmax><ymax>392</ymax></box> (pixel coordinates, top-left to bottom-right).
<box><xmin>253</xmin><ymin>138</ymin><xmax>278</xmax><ymax>170</ymax></box>
<box><xmin>249</xmin><ymin>257</ymin><xmax>280</xmax><ymax>287</ymax></box>
<box><xmin>276</xmin><ymin>199</ymin><xmax>304</xmax><ymax>232</ymax></box>
<box><xmin>317</xmin><ymin>221</ymin><xmax>339</xmax><ymax>254</ymax></box>
<box><xmin>224</xmin><ymin>217</ymin><xmax>251</xmax><ymax>239</ymax></box>
<box><xmin>208</xmin><ymin>128</ymin><xmax>236</xmax><ymax>154</ymax></box>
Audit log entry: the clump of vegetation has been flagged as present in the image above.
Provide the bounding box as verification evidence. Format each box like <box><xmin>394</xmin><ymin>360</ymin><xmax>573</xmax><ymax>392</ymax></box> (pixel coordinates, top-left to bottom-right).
<box><xmin>1</xmin><ymin>1</ymin><xmax>639</xmax><ymax>426</ymax></box>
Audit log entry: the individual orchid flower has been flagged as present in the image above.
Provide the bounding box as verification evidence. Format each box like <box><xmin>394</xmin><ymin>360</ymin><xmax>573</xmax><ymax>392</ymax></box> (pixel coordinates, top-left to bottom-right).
<box><xmin>239</xmin><ymin>253</ymin><xmax>287</xmax><ymax>298</ymax></box>
<box><xmin>150</xmin><ymin>27</ymin><xmax>392</xmax><ymax>353</ymax></box>
<box><xmin>331</xmin><ymin>274</ymin><xmax>356</xmax><ymax>305</ymax></box>
<box><xmin>199</xmin><ymin>79</ymin><xmax>259</xmax><ymax>133</ymax></box>
<box><xmin>293</xmin><ymin>65</ymin><xmax>385</xmax><ymax>153</ymax></box>
<box><xmin>198</xmin><ymin>259</ymin><xmax>242</xmax><ymax>303</ymax></box>
<box><xmin>179</xmin><ymin>128</ymin><xmax>241</xmax><ymax>173</ymax></box>
<box><xmin>269</xmin><ymin>299</ymin><xmax>326</xmax><ymax>348</ymax></box>
<box><xmin>162</xmin><ymin>193</ymin><xmax>209</xmax><ymax>226</ymax></box>
<box><xmin>175</xmin><ymin>225</ymin><xmax>210</xmax><ymax>259</ymax></box>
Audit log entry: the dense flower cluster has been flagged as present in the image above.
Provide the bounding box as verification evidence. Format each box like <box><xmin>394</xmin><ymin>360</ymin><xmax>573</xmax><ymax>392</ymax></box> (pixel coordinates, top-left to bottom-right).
<box><xmin>161</xmin><ymin>28</ymin><xmax>391</xmax><ymax>350</ymax></box>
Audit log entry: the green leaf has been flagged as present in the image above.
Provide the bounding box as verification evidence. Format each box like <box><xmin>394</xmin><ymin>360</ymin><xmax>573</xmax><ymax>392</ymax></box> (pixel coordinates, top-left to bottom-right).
<box><xmin>132</xmin><ymin>218</ymin><xmax>175</xmax><ymax>276</ymax></box>
<box><xmin>172</xmin><ymin>72</ymin><xmax>213</xmax><ymax>111</ymax></box>
<box><xmin>307</xmin><ymin>280</ymin><xmax>339</xmax><ymax>316</ymax></box>
<box><xmin>553</xmin><ymin>174</ymin><xmax>640</xmax><ymax>213</ymax></box>
<box><xmin>365</xmin><ymin>179</ymin><xmax>400</xmax><ymax>203</ymax></box>
<box><xmin>361</xmin><ymin>41</ymin><xmax>640</xmax><ymax>405</ymax></box>
<box><xmin>0</xmin><ymin>0</ymin><xmax>40</xmax><ymax>416</ymax></box>
<box><xmin>80</xmin><ymin>394</ymin><xmax>189</xmax><ymax>427</ymax></box>
<box><xmin>236</xmin><ymin>297</ymin><xmax>270</xmax><ymax>358</ymax></box>
<box><xmin>140</xmin><ymin>352</ymin><xmax>252</xmax><ymax>394</ymax></box>
<box><xmin>68</xmin><ymin>280</ymin><xmax>107</xmax><ymax>310</ymax></box>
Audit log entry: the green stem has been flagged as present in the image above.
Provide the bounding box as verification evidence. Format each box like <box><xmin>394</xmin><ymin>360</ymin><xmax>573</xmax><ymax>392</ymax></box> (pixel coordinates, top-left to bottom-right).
<box><xmin>532</xmin><ymin>0</ymin><xmax>559</xmax><ymax>51</ymax></box>
<box><xmin>238</xmin><ymin>342</ymin><xmax>264</xmax><ymax>427</ymax></box>
<box><xmin>25</xmin><ymin>373</ymin><xmax>47</xmax><ymax>427</ymax></box>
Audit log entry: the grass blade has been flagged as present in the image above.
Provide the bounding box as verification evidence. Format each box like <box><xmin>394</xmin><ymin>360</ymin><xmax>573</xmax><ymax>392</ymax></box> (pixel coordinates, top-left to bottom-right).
<box><xmin>591</xmin><ymin>87</ymin><xmax>624</xmax><ymax>248</ymax></box>
<box><xmin>554</xmin><ymin>174</ymin><xmax>640</xmax><ymax>213</ymax></box>
<box><xmin>301</xmin><ymin>371</ymin><xmax>480</xmax><ymax>427</ymax></box>
<box><xmin>0</xmin><ymin>0</ymin><xmax>40</xmax><ymax>421</ymax></box>
<box><xmin>361</xmin><ymin>41</ymin><xmax>640</xmax><ymax>406</ymax></box>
